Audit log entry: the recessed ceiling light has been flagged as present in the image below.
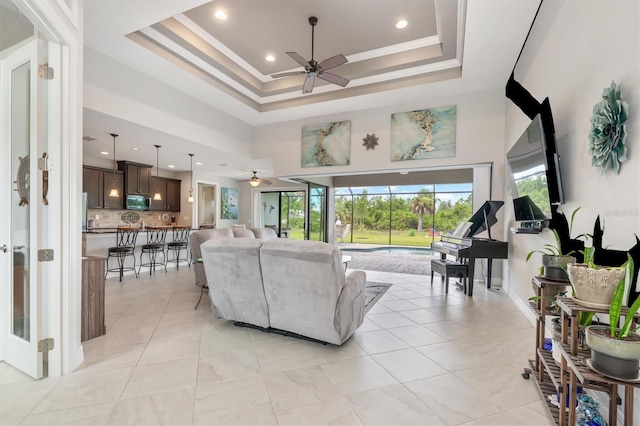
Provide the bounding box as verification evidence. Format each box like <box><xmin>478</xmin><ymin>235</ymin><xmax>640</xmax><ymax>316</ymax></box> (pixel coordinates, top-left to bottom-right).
<box><xmin>265</xmin><ymin>54</ymin><xmax>275</xmax><ymax>62</ymax></box>
<box><xmin>100</xmin><ymin>151</ymin><xmax>109</xmax><ymax>155</ymax></box>
<box><xmin>399</xmin><ymin>171</ymin><xmax>409</xmax><ymax>175</ymax></box>
<box><xmin>196</xmin><ymin>162</ymin><xmax>202</xmax><ymax>165</ymax></box>
<box><xmin>214</xmin><ymin>10</ymin><xmax>227</xmax><ymax>20</ymax></box>
<box><xmin>168</xmin><ymin>164</ymin><xmax>175</xmax><ymax>168</ymax></box>
<box><xmin>131</xmin><ymin>147</ymin><xmax>139</xmax><ymax>151</ymax></box>
<box><xmin>396</xmin><ymin>20</ymin><xmax>408</xmax><ymax>29</ymax></box>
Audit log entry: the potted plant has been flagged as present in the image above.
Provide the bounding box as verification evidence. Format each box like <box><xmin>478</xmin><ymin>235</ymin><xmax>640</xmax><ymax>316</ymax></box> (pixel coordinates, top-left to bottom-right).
<box><xmin>527</xmin><ymin>208</ymin><xmax>588</xmax><ymax>281</ymax></box>
<box><xmin>585</xmin><ymin>256</ymin><xmax>640</xmax><ymax>379</ymax></box>
<box><xmin>568</xmin><ymin>246</ymin><xmax>627</xmax><ymax>308</ymax></box>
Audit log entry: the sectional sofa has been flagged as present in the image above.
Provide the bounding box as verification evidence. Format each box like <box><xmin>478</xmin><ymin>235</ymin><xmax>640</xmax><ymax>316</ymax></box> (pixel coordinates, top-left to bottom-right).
<box><xmin>191</xmin><ymin>228</ymin><xmax>366</xmax><ymax>345</ymax></box>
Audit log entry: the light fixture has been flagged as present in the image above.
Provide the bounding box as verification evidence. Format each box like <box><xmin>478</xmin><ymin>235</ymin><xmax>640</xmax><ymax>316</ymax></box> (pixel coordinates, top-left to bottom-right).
<box><xmin>108</xmin><ymin>133</ymin><xmax>119</xmax><ymax>197</ymax></box>
<box><xmin>396</xmin><ymin>19</ymin><xmax>408</xmax><ymax>29</ymax></box>
<box><xmin>100</xmin><ymin>151</ymin><xmax>109</xmax><ymax>155</ymax></box>
<box><xmin>187</xmin><ymin>153</ymin><xmax>194</xmax><ymax>203</ymax></box>
<box><xmin>153</xmin><ymin>144</ymin><xmax>162</xmax><ymax>201</ymax></box>
<box><xmin>196</xmin><ymin>162</ymin><xmax>202</xmax><ymax>165</ymax></box>
<box><xmin>131</xmin><ymin>147</ymin><xmax>139</xmax><ymax>151</ymax></box>
<box><xmin>214</xmin><ymin>10</ymin><xmax>227</xmax><ymax>20</ymax></box>
<box><xmin>249</xmin><ymin>171</ymin><xmax>261</xmax><ymax>187</ymax></box>
<box><xmin>168</xmin><ymin>164</ymin><xmax>175</xmax><ymax>168</ymax></box>
<box><xmin>265</xmin><ymin>54</ymin><xmax>275</xmax><ymax>62</ymax></box>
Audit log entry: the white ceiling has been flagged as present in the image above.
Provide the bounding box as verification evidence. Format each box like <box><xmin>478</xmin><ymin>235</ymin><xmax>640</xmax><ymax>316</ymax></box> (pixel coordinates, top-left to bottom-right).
<box><xmin>82</xmin><ymin>0</ymin><xmax>540</xmax><ymax>177</ymax></box>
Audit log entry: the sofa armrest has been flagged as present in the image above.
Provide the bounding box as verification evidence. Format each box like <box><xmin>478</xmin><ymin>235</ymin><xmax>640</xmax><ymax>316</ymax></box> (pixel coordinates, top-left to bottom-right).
<box><xmin>334</xmin><ymin>270</ymin><xmax>366</xmax><ymax>344</ymax></box>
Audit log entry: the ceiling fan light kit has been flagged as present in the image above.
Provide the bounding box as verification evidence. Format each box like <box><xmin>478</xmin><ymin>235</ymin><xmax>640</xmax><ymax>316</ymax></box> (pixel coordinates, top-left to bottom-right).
<box><xmin>271</xmin><ymin>16</ymin><xmax>350</xmax><ymax>94</ymax></box>
<box><xmin>153</xmin><ymin>144</ymin><xmax>162</xmax><ymax>201</ymax></box>
<box><xmin>108</xmin><ymin>133</ymin><xmax>120</xmax><ymax>198</ymax></box>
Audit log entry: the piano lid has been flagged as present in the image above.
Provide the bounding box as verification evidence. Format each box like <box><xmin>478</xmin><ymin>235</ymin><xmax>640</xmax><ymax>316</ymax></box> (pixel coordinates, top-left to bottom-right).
<box><xmin>467</xmin><ymin>200</ymin><xmax>504</xmax><ymax>239</ymax></box>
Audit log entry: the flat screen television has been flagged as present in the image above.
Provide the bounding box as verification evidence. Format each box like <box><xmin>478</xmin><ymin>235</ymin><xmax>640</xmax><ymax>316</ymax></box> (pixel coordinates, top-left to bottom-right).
<box><xmin>506</xmin><ymin>98</ymin><xmax>564</xmax><ymax>222</ymax></box>
<box><xmin>125</xmin><ymin>194</ymin><xmax>149</xmax><ymax>211</ymax></box>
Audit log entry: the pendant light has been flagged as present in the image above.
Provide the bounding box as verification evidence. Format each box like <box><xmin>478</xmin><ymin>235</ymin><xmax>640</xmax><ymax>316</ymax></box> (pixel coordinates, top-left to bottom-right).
<box><xmin>108</xmin><ymin>133</ymin><xmax>119</xmax><ymax>197</ymax></box>
<box><xmin>187</xmin><ymin>153</ymin><xmax>194</xmax><ymax>203</ymax></box>
<box><xmin>153</xmin><ymin>144</ymin><xmax>162</xmax><ymax>201</ymax></box>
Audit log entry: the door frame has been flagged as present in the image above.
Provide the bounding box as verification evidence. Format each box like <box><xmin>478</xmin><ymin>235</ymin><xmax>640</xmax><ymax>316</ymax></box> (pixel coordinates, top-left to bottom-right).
<box><xmin>0</xmin><ymin>0</ymin><xmax>83</xmax><ymax>376</ymax></box>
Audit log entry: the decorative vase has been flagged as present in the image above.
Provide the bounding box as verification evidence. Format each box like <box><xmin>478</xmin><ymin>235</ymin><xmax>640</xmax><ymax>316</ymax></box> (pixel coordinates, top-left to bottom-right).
<box><xmin>585</xmin><ymin>325</ymin><xmax>640</xmax><ymax>379</ymax></box>
<box><xmin>567</xmin><ymin>263</ymin><xmax>626</xmax><ymax>308</ymax></box>
<box><xmin>542</xmin><ymin>255</ymin><xmax>575</xmax><ymax>281</ymax></box>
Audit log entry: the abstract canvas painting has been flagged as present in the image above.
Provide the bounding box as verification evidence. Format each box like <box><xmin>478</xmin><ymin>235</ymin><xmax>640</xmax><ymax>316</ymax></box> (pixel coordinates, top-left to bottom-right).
<box><xmin>221</xmin><ymin>187</ymin><xmax>238</xmax><ymax>220</ymax></box>
<box><xmin>301</xmin><ymin>120</ymin><xmax>351</xmax><ymax>167</ymax></box>
<box><xmin>390</xmin><ymin>105</ymin><xmax>457</xmax><ymax>161</ymax></box>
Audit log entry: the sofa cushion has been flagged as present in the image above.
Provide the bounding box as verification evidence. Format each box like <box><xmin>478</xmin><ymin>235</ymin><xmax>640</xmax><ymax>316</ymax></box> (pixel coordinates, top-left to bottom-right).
<box><xmin>250</xmin><ymin>227</ymin><xmax>278</xmax><ymax>239</ymax></box>
<box><xmin>232</xmin><ymin>228</ymin><xmax>256</xmax><ymax>238</ymax></box>
<box><xmin>200</xmin><ymin>238</ymin><xmax>270</xmax><ymax>328</ymax></box>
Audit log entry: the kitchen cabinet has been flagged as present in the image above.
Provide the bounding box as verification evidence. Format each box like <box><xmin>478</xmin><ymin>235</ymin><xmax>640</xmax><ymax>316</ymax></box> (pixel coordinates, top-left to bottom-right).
<box><xmin>118</xmin><ymin>161</ymin><xmax>152</xmax><ymax>195</ymax></box>
<box><xmin>83</xmin><ymin>167</ymin><xmax>103</xmax><ymax>208</ymax></box>
<box><xmin>102</xmin><ymin>170</ymin><xmax>124</xmax><ymax>209</ymax></box>
<box><xmin>83</xmin><ymin>166</ymin><xmax>124</xmax><ymax>209</ymax></box>
<box><xmin>149</xmin><ymin>176</ymin><xmax>181</xmax><ymax>211</ymax></box>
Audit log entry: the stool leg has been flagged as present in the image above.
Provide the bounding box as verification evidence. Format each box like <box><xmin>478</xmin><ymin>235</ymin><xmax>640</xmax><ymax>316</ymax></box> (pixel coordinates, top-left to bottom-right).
<box><xmin>176</xmin><ymin>246</ymin><xmax>181</xmax><ymax>270</ymax></box>
<box><xmin>118</xmin><ymin>253</ymin><xmax>124</xmax><ymax>282</ymax></box>
<box><xmin>430</xmin><ymin>270</ymin><xmax>434</xmax><ymax>286</ymax></box>
<box><xmin>445</xmin><ymin>275</ymin><xmax>449</xmax><ymax>294</ymax></box>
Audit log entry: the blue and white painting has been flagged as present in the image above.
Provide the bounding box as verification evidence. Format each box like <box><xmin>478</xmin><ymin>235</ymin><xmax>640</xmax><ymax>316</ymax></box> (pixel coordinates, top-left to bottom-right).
<box><xmin>390</xmin><ymin>105</ymin><xmax>456</xmax><ymax>161</ymax></box>
<box><xmin>221</xmin><ymin>187</ymin><xmax>238</xmax><ymax>220</ymax></box>
<box><xmin>301</xmin><ymin>120</ymin><xmax>351</xmax><ymax>167</ymax></box>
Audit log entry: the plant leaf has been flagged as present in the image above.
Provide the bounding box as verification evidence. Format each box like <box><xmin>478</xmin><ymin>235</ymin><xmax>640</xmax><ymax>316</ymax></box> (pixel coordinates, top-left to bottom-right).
<box><xmin>569</xmin><ymin>207</ymin><xmax>581</xmax><ymax>236</ymax></box>
<box><xmin>618</xmin><ymin>256</ymin><xmax>637</xmax><ymax>338</ymax></box>
<box><xmin>609</xmin><ymin>266</ymin><xmax>626</xmax><ymax>338</ymax></box>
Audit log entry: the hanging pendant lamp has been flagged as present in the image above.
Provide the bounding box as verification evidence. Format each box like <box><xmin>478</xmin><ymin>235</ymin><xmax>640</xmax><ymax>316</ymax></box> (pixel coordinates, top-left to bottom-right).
<box><xmin>187</xmin><ymin>153</ymin><xmax>194</xmax><ymax>203</ymax></box>
<box><xmin>108</xmin><ymin>133</ymin><xmax>119</xmax><ymax>197</ymax></box>
<box><xmin>153</xmin><ymin>145</ymin><xmax>162</xmax><ymax>201</ymax></box>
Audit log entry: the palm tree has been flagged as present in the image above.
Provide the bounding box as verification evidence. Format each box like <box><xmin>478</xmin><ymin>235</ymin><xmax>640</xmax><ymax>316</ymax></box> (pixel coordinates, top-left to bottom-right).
<box><xmin>410</xmin><ymin>193</ymin><xmax>434</xmax><ymax>233</ymax></box>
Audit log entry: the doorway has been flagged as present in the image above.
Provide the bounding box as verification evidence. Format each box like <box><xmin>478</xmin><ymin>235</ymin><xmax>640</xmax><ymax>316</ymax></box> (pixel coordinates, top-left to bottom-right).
<box><xmin>259</xmin><ymin>191</ymin><xmax>305</xmax><ymax>239</ymax></box>
<box><xmin>197</xmin><ymin>183</ymin><xmax>217</xmax><ymax>228</ymax></box>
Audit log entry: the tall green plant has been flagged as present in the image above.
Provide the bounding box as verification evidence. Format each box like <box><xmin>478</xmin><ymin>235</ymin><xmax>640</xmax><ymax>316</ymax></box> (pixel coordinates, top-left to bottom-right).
<box><xmin>608</xmin><ymin>255</ymin><xmax>637</xmax><ymax>339</ymax></box>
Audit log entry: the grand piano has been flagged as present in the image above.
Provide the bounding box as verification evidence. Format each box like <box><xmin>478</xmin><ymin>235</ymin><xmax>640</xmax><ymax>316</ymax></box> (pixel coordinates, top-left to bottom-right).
<box><xmin>431</xmin><ymin>201</ymin><xmax>508</xmax><ymax>296</ymax></box>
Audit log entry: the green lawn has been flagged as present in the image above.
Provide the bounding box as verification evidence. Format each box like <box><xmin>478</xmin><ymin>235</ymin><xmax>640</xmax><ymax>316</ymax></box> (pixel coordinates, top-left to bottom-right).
<box><xmin>286</xmin><ymin>228</ymin><xmax>439</xmax><ymax>247</ymax></box>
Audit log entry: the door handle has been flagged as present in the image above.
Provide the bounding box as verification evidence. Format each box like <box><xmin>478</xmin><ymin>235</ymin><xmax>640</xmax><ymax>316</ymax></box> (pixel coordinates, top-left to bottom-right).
<box><xmin>0</xmin><ymin>245</ymin><xmax>7</xmax><ymax>253</ymax></box>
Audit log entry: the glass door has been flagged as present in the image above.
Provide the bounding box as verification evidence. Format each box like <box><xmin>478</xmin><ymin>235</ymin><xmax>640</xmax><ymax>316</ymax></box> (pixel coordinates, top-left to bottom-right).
<box><xmin>280</xmin><ymin>191</ymin><xmax>305</xmax><ymax>240</ymax></box>
<box><xmin>1</xmin><ymin>37</ymin><xmax>47</xmax><ymax>379</ymax></box>
<box><xmin>307</xmin><ymin>184</ymin><xmax>327</xmax><ymax>242</ymax></box>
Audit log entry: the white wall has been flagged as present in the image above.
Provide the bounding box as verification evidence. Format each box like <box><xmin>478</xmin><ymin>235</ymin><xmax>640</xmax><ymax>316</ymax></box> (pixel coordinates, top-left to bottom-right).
<box><xmin>504</xmin><ymin>0</ymin><xmax>640</xmax><ymax>418</ymax></box>
<box><xmin>504</xmin><ymin>0</ymin><xmax>640</xmax><ymax>303</ymax></box>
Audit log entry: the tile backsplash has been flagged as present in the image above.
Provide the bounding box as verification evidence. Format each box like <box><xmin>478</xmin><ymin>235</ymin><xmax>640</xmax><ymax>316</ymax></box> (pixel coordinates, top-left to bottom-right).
<box><xmin>87</xmin><ymin>209</ymin><xmax>180</xmax><ymax>228</ymax></box>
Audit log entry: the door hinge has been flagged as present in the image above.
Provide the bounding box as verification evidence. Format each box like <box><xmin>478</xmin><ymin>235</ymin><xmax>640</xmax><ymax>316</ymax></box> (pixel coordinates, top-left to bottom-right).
<box><xmin>38</xmin><ymin>249</ymin><xmax>54</xmax><ymax>262</ymax></box>
<box><xmin>38</xmin><ymin>64</ymin><xmax>54</xmax><ymax>79</ymax></box>
<box><xmin>38</xmin><ymin>338</ymin><xmax>54</xmax><ymax>352</ymax></box>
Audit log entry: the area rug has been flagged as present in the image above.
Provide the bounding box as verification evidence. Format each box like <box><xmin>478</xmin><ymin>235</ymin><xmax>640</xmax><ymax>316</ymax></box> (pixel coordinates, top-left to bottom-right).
<box><xmin>365</xmin><ymin>282</ymin><xmax>392</xmax><ymax>313</ymax></box>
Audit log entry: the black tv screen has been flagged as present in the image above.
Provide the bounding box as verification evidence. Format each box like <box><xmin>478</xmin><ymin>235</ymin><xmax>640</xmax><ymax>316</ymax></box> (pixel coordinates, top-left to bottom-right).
<box><xmin>506</xmin><ymin>98</ymin><xmax>564</xmax><ymax>221</ymax></box>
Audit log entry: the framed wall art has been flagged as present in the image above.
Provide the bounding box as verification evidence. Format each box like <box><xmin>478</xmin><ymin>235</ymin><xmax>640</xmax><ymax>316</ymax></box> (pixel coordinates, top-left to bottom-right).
<box><xmin>221</xmin><ymin>187</ymin><xmax>238</xmax><ymax>220</ymax></box>
<box><xmin>390</xmin><ymin>105</ymin><xmax>457</xmax><ymax>161</ymax></box>
<box><xmin>301</xmin><ymin>120</ymin><xmax>351</xmax><ymax>167</ymax></box>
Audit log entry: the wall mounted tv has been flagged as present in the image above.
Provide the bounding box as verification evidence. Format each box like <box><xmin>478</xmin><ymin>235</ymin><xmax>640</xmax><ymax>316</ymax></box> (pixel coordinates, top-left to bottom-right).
<box><xmin>506</xmin><ymin>98</ymin><xmax>564</xmax><ymax>224</ymax></box>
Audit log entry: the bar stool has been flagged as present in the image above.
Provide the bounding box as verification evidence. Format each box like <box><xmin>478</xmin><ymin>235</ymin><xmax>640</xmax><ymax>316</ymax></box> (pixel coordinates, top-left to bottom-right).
<box><xmin>165</xmin><ymin>226</ymin><xmax>191</xmax><ymax>271</ymax></box>
<box><xmin>105</xmin><ymin>227</ymin><xmax>139</xmax><ymax>281</ymax></box>
<box><xmin>139</xmin><ymin>227</ymin><xmax>167</xmax><ymax>275</ymax></box>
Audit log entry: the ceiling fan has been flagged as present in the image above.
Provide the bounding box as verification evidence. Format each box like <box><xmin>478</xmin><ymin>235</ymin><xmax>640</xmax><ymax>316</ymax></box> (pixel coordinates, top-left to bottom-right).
<box><xmin>271</xmin><ymin>16</ymin><xmax>350</xmax><ymax>94</ymax></box>
<box><xmin>247</xmin><ymin>171</ymin><xmax>272</xmax><ymax>187</ymax></box>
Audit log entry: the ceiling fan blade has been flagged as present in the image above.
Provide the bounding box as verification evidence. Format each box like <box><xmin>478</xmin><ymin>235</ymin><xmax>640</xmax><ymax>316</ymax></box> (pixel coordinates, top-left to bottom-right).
<box><xmin>261</xmin><ymin>179</ymin><xmax>273</xmax><ymax>186</ymax></box>
<box><xmin>286</xmin><ymin>52</ymin><xmax>311</xmax><ymax>69</ymax></box>
<box><xmin>302</xmin><ymin>73</ymin><xmax>316</xmax><ymax>93</ymax></box>
<box><xmin>318</xmin><ymin>54</ymin><xmax>347</xmax><ymax>71</ymax></box>
<box><xmin>318</xmin><ymin>72</ymin><xmax>349</xmax><ymax>87</ymax></box>
<box><xmin>271</xmin><ymin>71</ymin><xmax>307</xmax><ymax>79</ymax></box>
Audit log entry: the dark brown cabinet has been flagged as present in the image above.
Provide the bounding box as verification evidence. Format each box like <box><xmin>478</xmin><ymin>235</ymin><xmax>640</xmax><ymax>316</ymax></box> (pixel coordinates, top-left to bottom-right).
<box><xmin>83</xmin><ymin>167</ymin><xmax>103</xmax><ymax>208</ymax></box>
<box><xmin>83</xmin><ymin>166</ymin><xmax>124</xmax><ymax>209</ymax></box>
<box><xmin>102</xmin><ymin>171</ymin><xmax>124</xmax><ymax>209</ymax></box>
<box><xmin>118</xmin><ymin>161</ymin><xmax>152</xmax><ymax>195</ymax></box>
<box><xmin>149</xmin><ymin>176</ymin><xmax>181</xmax><ymax>211</ymax></box>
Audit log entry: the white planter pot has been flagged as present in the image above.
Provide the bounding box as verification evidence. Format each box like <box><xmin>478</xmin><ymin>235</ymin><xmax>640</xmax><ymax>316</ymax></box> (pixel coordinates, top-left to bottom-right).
<box><xmin>586</xmin><ymin>325</ymin><xmax>640</xmax><ymax>379</ymax></box>
<box><xmin>567</xmin><ymin>263</ymin><xmax>625</xmax><ymax>308</ymax></box>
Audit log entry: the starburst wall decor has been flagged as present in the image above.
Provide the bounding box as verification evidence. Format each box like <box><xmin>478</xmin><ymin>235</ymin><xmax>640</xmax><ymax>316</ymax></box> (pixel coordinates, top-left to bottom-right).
<box><xmin>362</xmin><ymin>133</ymin><xmax>379</xmax><ymax>150</ymax></box>
<box><xmin>588</xmin><ymin>81</ymin><xmax>629</xmax><ymax>174</ymax></box>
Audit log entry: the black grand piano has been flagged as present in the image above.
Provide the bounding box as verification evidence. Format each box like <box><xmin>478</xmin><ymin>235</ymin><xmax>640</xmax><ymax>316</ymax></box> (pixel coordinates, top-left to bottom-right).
<box><xmin>431</xmin><ymin>200</ymin><xmax>508</xmax><ymax>296</ymax></box>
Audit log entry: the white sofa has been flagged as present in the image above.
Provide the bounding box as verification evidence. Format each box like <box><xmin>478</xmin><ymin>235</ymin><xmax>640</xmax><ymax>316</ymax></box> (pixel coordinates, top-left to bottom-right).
<box><xmin>200</xmin><ymin>237</ymin><xmax>366</xmax><ymax>345</ymax></box>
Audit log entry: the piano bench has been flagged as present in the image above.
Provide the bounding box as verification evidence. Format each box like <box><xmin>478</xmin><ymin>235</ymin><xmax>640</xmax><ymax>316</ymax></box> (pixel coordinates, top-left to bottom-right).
<box><xmin>430</xmin><ymin>259</ymin><xmax>468</xmax><ymax>294</ymax></box>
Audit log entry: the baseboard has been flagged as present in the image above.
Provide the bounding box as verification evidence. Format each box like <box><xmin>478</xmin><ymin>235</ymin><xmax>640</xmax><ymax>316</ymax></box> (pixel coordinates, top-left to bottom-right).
<box><xmin>506</xmin><ymin>283</ymin><xmax>538</xmax><ymax>327</ymax></box>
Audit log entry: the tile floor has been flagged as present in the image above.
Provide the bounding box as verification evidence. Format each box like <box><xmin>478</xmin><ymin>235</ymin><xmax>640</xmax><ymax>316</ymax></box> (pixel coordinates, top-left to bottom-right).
<box><xmin>0</xmin><ymin>266</ymin><xmax>553</xmax><ymax>425</ymax></box>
